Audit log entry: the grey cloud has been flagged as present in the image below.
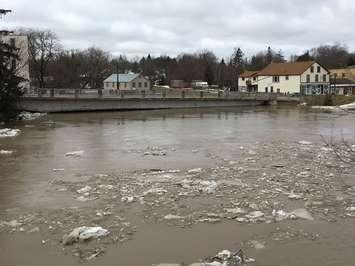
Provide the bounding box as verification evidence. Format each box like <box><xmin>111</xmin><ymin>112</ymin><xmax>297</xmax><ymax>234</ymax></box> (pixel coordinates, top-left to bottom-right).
<box><xmin>2</xmin><ymin>0</ymin><xmax>355</xmax><ymax>58</ymax></box>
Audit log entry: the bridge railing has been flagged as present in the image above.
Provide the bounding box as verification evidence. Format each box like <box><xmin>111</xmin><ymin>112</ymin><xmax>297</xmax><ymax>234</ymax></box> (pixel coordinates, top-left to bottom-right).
<box><xmin>22</xmin><ymin>88</ymin><xmax>285</xmax><ymax>101</ymax></box>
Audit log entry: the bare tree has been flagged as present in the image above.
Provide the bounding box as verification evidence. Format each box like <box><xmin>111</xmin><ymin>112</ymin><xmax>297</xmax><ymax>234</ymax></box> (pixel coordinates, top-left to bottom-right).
<box><xmin>19</xmin><ymin>29</ymin><xmax>61</xmax><ymax>88</ymax></box>
<box><xmin>80</xmin><ymin>47</ymin><xmax>110</xmax><ymax>89</ymax></box>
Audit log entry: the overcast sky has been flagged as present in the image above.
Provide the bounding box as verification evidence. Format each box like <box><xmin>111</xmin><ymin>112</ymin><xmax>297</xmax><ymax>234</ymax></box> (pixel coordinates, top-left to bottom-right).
<box><xmin>2</xmin><ymin>0</ymin><xmax>355</xmax><ymax>59</ymax></box>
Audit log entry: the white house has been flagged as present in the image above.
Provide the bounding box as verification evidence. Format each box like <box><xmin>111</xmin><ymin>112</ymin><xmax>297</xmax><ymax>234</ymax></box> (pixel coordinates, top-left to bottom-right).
<box><xmin>238</xmin><ymin>71</ymin><xmax>259</xmax><ymax>92</ymax></box>
<box><xmin>239</xmin><ymin>61</ymin><xmax>330</xmax><ymax>95</ymax></box>
<box><xmin>103</xmin><ymin>73</ymin><xmax>150</xmax><ymax>92</ymax></box>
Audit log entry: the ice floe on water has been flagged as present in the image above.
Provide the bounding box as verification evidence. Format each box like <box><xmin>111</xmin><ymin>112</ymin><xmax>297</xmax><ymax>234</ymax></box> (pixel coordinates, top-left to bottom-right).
<box><xmin>65</xmin><ymin>150</ymin><xmax>85</xmax><ymax>157</ymax></box>
<box><xmin>0</xmin><ymin>150</ymin><xmax>14</xmax><ymax>155</ymax></box>
<box><xmin>62</xmin><ymin>226</ymin><xmax>109</xmax><ymax>245</ymax></box>
<box><xmin>155</xmin><ymin>249</ymin><xmax>256</xmax><ymax>266</ymax></box>
<box><xmin>18</xmin><ymin>111</ymin><xmax>46</xmax><ymax>121</ymax></box>
<box><xmin>0</xmin><ymin>128</ymin><xmax>21</xmax><ymax>138</ymax></box>
<box><xmin>339</xmin><ymin>101</ymin><xmax>355</xmax><ymax>110</ymax></box>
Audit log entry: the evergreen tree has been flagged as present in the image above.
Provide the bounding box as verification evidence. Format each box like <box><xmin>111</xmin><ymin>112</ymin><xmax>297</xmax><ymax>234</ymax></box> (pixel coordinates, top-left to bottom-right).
<box><xmin>297</xmin><ymin>51</ymin><xmax>314</xmax><ymax>62</ymax></box>
<box><xmin>231</xmin><ymin>47</ymin><xmax>244</xmax><ymax>72</ymax></box>
<box><xmin>0</xmin><ymin>41</ymin><xmax>24</xmax><ymax>119</ymax></box>
<box><xmin>266</xmin><ymin>46</ymin><xmax>273</xmax><ymax>65</ymax></box>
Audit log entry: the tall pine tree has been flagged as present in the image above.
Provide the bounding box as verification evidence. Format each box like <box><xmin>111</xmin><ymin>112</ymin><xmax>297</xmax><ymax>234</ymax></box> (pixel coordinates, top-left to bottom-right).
<box><xmin>0</xmin><ymin>40</ymin><xmax>24</xmax><ymax>119</ymax></box>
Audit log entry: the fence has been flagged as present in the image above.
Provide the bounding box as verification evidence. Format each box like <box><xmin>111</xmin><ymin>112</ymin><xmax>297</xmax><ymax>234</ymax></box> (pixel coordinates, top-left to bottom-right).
<box><xmin>23</xmin><ymin>88</ymin><xmax>282</xmax><ymax>101</ymax></box>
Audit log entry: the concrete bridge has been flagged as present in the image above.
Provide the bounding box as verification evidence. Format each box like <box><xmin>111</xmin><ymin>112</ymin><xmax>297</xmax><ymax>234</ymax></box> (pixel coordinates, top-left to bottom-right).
<box><xmin>19</xmin><ymin>89</ymin><xmax>299</xmax><ymax>113</ymax></box>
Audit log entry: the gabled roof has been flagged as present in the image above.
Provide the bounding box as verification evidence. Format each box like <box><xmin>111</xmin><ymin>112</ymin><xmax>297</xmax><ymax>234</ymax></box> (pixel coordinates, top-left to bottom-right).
<box><xmin>240</xmin><ymin>71</ymin><xmax>259</xmax><ymax>78</ymax></box>
<box><xmin>258</xmin><ymin>61</ymin><xmax>316</xmax><ymax>76</ymax></box>
<box><xmin>104</xmin><ymin>73</ymin><xmax>140</xmax><ymax>83</ymax></box>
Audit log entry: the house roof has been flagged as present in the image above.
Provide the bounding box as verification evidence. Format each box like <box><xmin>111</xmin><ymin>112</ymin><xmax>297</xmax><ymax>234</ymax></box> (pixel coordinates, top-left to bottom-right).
<box><xmin>240</xmin><ymin>71</ymin><xmax>259</xmax><ymax>78</ymax></box>
<box><xmin>104</xmin><ymin>73</ymin><xmax>140</xmax><ymax>83</ymax></box>
<box><xmin>258</xmin><ymin>61</ymin><xmax>316</xmax><ymax>76</ymax></box>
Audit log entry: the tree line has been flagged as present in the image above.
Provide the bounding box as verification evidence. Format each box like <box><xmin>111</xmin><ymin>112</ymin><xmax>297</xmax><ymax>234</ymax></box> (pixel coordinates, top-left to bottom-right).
<box><xmin>16</xmin><ymin>29</ymin><xmax>355</xmax><ymax>89</ymax></box>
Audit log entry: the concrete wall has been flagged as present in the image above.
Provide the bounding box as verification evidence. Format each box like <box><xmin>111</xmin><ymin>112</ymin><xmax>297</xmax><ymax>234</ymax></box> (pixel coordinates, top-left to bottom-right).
<box><xmin>19</xmin><ymin>98</ymin><xmax>267</xmax><ymax>113</ymax></box>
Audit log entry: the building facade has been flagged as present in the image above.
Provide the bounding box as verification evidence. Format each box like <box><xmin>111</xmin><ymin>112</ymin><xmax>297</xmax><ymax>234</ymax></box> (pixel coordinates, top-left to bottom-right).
<box><xmin>330</xmin><ymin>66</ymin><xmax>355</xmax><ymax>81</ymax></box>
<box><xmin>103</xmin><ymin>73</ymin><xmax>150</xmax><ymax>92</ymax></box>
<box><xmin>239</xmin><ymin>61</ymin><xmax>330</xmax><ymax>95</ymax></box>
<box><xmin>238</xmin><ymin>71</ymin><xmax>259</xmax><ymax>92</ymax></box>
<box><xmin>0</xmin><ymin>33</ymin><xmax>30</xmax><ymax>89</ymax></box>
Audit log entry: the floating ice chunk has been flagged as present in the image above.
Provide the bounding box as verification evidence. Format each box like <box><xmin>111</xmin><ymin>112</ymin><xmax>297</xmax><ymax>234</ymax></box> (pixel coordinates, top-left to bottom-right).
<box><xmin>288</xmin><ymin>192</ymin><xmax>303</xmax><ymax>200</ymax></box>
<box><xmin>199</xmin><ymin>180</ymin><xmax>218</xmax><ymax>194</ymax></box>
<box><xmin>65</xmin><ymin>150</ymin><xmax>84</xmax><ymax>157</ymax></box>
<box><xmin>53</xmin><ymin>168</ymin><xmax>65</xmax><ymax>172</ymax></box>
<box><xmin>346</xmin><ymin>206</ymin><xmax>355</xmax><ymax>212</ymax></box>
<box><xmin>62</xmin><ymin>226</ymin><xmax>109</xmax><ymax>245</ymax></box>
<box><xmin>250</xmin><ymin>240</ymin><xmax>265</xmax><ymax>250</ymax></box>
<box><xmin>224</xmin><ymin>208</ymin><xmax>245</xmax><ymax>215</ymax></box>
<box><xmin>339</xmin><ymin>102</ymin><xmax>355</xmax><ymax>110</ymax></box>
<box><xmin>0</xmin><ymin>128</ymin><xmax>21</xmax><ymax>138</ymax></box>
<box><xmin>292</xmin><ymin>209</ymin><xmax>314</xmax><ymax>221</ymax></box>
<box><xmin>143</xmin><ymin>188</ymin><xmax>168</xmax><ymax>196</ymax></box>
<box><xmin>216</xmin><ymin>250</ymin><xmax>232</xmax><ymax>260</ymax></box>
<box><xmin>2</xmin><ymin>220</ymin><xmax>22</xmax><ymax>227</ymax></box>
<box><xmin>121</xmin><ymin>196</ymin><xmax>134</xmax><ymax>203</ymax></box>
<box><xmin>0</xmin><ymin>150</ymin><xmax>13</xmax><ymax>155</ymax></box>
<box><xmin>18</xmin><ymin>111</ymin><xmax>46</xmax><ymax>121</ymax></box>
<box><xmin>76</xmin><ymin>196</ymin><xmax>89</xmax><ymax>202</ymax></box>
<box><xmin>77</xmin><ymin>186</ymin><xmax>92</xmax><ymax>194</ymax></box>
<box><xmin>154</xmin><ymin>264</ymin><xmax>181</xmax><ymax>266</ymax></box>
<box><xmin>164</xmin><ymin>214</ymin><xmax>184</xmax><ymax>220</ymax></box>
<box><xmin>298</xmin><ymin>141</ymin><xmax>312</xmax><ymax>145</ymax></box>
<box><xmin>311</xmin><ymin>106</ymin><xmax>345</xmax><ymax>113</ymax></box>
<box><xmin>273</xmin><ymin>209</ymin><xmax>314</xmax><ymax>221</ymax></box>
<box><xmin>188</xmin><ymin>168</ymin><xmax>203</xmax><ymax>174</ymax></box>
<box><xmin>99</xmin><ymin>184</ymin><xmax>114</xmax><ymax>190</ymax></box>
<box><xmin>246</xmin><ymin>211</ymin><xmax>264</xmax><ymax>219</ymax></box>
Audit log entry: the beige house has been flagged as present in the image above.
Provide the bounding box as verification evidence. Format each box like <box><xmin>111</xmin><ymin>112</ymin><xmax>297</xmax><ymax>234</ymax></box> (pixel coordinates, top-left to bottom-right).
<box><xmin>103</xmin><ymin>73</ymin><xmax>150</xmax><ymax>92</ymax></box>
<box><xmin>239</xmin><ymin>61</ymin><xmax>330</xmax><ymax>95</ymax></box>
<box><xmin>238</xmin><ymin>71</ymin><xmax>259</xmax><ymax>92</ymax></box>
<box><xmin>0</xmin><ymin>33</ymin><xmax>30</xmax><ymax>89</ymax></box>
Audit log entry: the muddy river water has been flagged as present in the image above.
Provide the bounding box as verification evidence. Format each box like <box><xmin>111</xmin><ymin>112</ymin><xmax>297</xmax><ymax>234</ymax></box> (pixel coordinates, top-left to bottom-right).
<box><xmin>0</xmin><ymin>106</ymin><xmax>355</xmax><ymax>266</ymax></box>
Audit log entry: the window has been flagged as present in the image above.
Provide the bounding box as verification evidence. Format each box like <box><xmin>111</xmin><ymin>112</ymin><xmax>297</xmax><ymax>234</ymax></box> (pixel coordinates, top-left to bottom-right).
<box><xmin>253</xmin><ymin>77</ymin><xmax>257</xmax><ymax>81</ymax></box>
<box><xmin>315</xmin><ymin>74</ymin><xmax>319</xmax><ymax>82</ymax></box>
<box><xmin>138</xmin><ymin>82</ymin><xmax>142</xmax><ymax>88</ymax></box>
<box><xmin>270</xmin><ymin>86</ymin><xmax>274</xmax><ymax>93</ymax></box>
<box><xmin>323</xmin><ymin>75</ymin><xmax>327</xmax><ymax>82</ymax></box>
<box><xmin>306</xmin><ymin>74</ymin><xmax>310</xmax><ymax>83</ymax></box>
<box><xmin>132</xmin><ymin>82</ymin><xmax>136</xmax><ymax>88</ymax></box>
<box><xmin>310</xmin><ymin>66</ymin><xmax>314</xmax><ymax>73</ymax></box>
<box><xmin>242</xmin><ymin>77</ymin><xmax>245</xmax><ymax>81</ymax></box>
<box><xmin>277</xmin><ymin>89</ymin><xmax>280</xmax><ymax>93</ymax></box>
<box><xmin>285</xmin><ymin>75</ymin><xmax>289</xmax><ymax>80</ymax></box>
<box><xmin>144</xmin><ymin>82</ymin><xmax>148</xmax><ymax>88</ymax></box>
<box><xmin>272</xmin><ymin>76</ymin><xmax>280</xmax><ymax>83</ymax></box>
<box><xmin>317</xmin><ymin>66</ymin><xmax>321</xmax><ymax>73</ymax></box>
<box><xmin>265</xmin><ymin>87</ymin><xmax>268</xmax><ymax>93</ymax></box>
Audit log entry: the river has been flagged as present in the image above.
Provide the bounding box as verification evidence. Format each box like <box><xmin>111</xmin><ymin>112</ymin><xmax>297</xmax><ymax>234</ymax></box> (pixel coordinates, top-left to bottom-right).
<box><xmin>0</xmin><ymin>106</ymin><xmax>355</xmax><ymax>266</ymax></box>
